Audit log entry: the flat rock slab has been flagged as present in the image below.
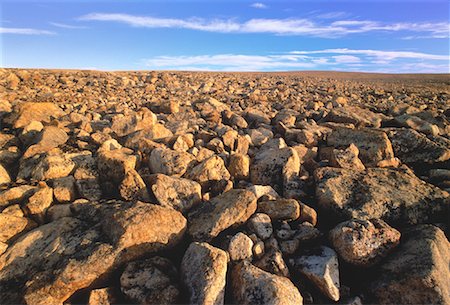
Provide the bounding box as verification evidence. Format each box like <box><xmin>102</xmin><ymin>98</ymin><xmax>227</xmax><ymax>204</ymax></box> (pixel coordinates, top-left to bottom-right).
<box><xmin>0</xmin><ymin>201</ymin><xmax>186</xmax><ymax>305</ymax></box>
<box><xmin>371</xmin><ymin>225</ymin><xmax>450</xmax><ymax>305</ymax></box>
<box><xmin>188</xmin><ymin>189</ymin><xmax>257</xmax><ymax>241</ymax></box>
<box><xmin>315</xmin><ymin>167</ymin><xmax>449</xmax><ymax>225</ymax></box>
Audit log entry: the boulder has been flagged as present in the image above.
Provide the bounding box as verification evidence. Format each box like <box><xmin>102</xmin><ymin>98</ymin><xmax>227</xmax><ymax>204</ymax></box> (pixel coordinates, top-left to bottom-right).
<box><xmin>22</xmin><ymin>184</ymin><xmax>53</xmax><ymax>222</ymax></box>
<box><xmin>120</xmin><ymin>257</ymin><xmax>180</xmax><ymax>304</ymax></box>
<box><xmin>31</xmin><ymin>154</ymin><xmax>76</xmax><ymax>181</ymax></box>
<box><xmin>228</xmin><ymin>153</ymin><xmax>250</xmax><ymax>180</ymax></box>
<box><xmin>229</xmin><ymin>232</ymin><xmax>254</xmax><ymax>261</ymax></box>
<box><xmin>6</xmin><ymin>102</ymin><xmax>64</xmax><ymax>128</ymax></box>
<box><xmin>327</xmin><ymin>127</ymin><xmax>396</xmax><ymax>167</ymax></box>
<box><xmin>315</xmin><ymin>167</ymin><xmax>449</xmax><ymax>225</ymax></box>
<box><xmin>329</xmin><ymin>219</ymin><xmax>401</xmax><ymax>266</ymax></box>
<box><xmin>250</xmin><ymin>147</ymin><xmax>300</xmax><ymax>196</ymax></box>
<box><xmin>323</xmin><ymin>106</ymin><xmax>382</xmax><ymax>128</ymax></box>
<box><xmin>257</xmin><ymin>198</ymin><xmax>300</xmax><ymax>221</ymax></box>
<box><xmin>181</xmin><ymin>242</ymin><xmax>228</xmax><ymax>305</ymax></box>
<box><xmin>0</xmin><ymin>164</ymin><xmax>11</xmax><ymax>185</ymax></box>
<box><xmin>88</xmin><ymin>288</ymin><xmax>117</xmax><ymax>305</ymax></box>
<box><xmin>290</xmin><ymin>246</ymin><xmax>340</xmax><ymax>301</ymax></box>
<box><xmin>52</xmin><ymin>176</ymin><xmax>77</xmax><ymax>203</ymax></box>
<box><xmin>0</xmin><ymin>214</ymin><xmax>36</xmax><ymax>243</ymax></box>
<box><xmin>188</xmin><ymin>189</ymin><xmax>257</xmax><ymax>241</ymax></box>
<box><xmin>394</xmin><ymin>114</ymin><xmax>440</xmax><ymax>136</ymax></box>
<box><xmin>149</xmin><ymin>148</ymin><xmax>194</xmax><ymax>177</ymax></box>
<box><xmin>330</xmin><ymin>144</ymin><xmax>365</xmax><ymax>170</ymax></box>
<box><xmin>232</xmin><ymin>261</ymin><xmax>303</xmax><ymax>305</ymax></box>
<box><xmin>371</xmin><ymin>225</ymin><xmax>449</xmax><ymax>305</ymax></box>
<box><xmin>247</xmin><ymin>213</ymin><xmax>273</xmax><ymax>240</ymax></box>
<box><xmin>111</xmin><ymin>109</ymin><xmax>157</xmax><ymax>137</ymax></box>
<box><xmin>186</xmin><ymin>155</ymin><xmax>231</xmax><ymax>187</ymax></box>
<box><xmin>23</xmin><ymin>126</ymin><xmax>69</xmax><ymax>159</ymax></box>
<box><xmin>119</xmin><ymin>169</ymin><xmax>150</xmax><ymax>202</ymax></box>
<box><xmin>0</xmin><ymin>185</ymin><xmax>36</xmax><ymax>209</ymax></box>
<box><xmin>149</xmin><ymin>174</ymin><xmax>201</xmax><ymax>213</ymax></box>
<box><xmin>97</xmin><ymin>147</ymin><xmax>137</xmax><ymax>184</ymax></box>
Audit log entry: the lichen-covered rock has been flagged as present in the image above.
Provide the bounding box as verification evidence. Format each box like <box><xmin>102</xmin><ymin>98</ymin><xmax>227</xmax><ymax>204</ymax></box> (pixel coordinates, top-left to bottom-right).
<box><xmin>0</xmin><ymin>214</ymin><xmax>36</xmax><ymax>243</ymax></box>
<box><xmin>149</xmin><ymin>173</ymin><xmax>201</xmax><ymax>213</ymax></box>
<box><xmin>232</xmin><ymin>261</ymin><xmax>303</xmax><ymax>305</ymax></box>
<box><xmin>88</xmin><ymin>288</ymin><xmax>117</xmax><ymax>305</ymax></box>
<box><xmin>188</xmin><ymin>189</ymin><xmax>257</xmax><ymax>241</ymax></box>
<box><xmin>329</xmin><ymin>219</ymin><xmax>400</xmax><ymax>266</ymax></box>
<box><xmin>186</xmin><ymin>155</ymin><xmax>231</xmax><ymax>187</ymax></box>
<box><xmin>257</xmin><ymin>198</ymin><xmax>300</xmax><ymax>221</ymax></box>
<box><xmin>315</xmin><ymin>167</ymin><xmax>449</xmax><ymax>225</ymax></box>
<box><xmin>323</xmin><ymin>106</ymin><xmax>382</xmax><ymax>128</ymax></box>
<box><xmin>120</xmin><ymin>257</ymin><xmax>180</xmax><ymax>305</ymax></box>
<box><xmin>0</xmin><ymin>185</ymin><xmax>36</xmax><ymax>209</ymax></box>
<box><xmin>371</xmin><ymin>225</ymin><xmax>450</xmax><ymax>305</ymax></box>
<box><xmin>111</xmin><ymin>109</ymin><xmax>157</xmax><ymax>137</ymax></box>
<box><xmin>247</xmin><ymin>213</ymin><xmax>273</xmax><ymax>240</ymax></box>
<box><xmin>149</xmin><ymin>148</ymin><xmax>194</xmax><ymax>177</ymax></box>
<box><xmin>31</xmin><ymin>154</ymin><xmax>76</xmax><ymax>181</ymax></box>
<box><xmin>23</xmin><ymin>126</ymin><xmax>69</xmax><ymax>159</ymax></box>
<box><xmin>228</xmin><ymin>153</ymin><xmax>250</xmax><ymax>180</ymax></box>
<box><xmin>181</xmin><ymin>242</ymin><xmax>228</xmax><ymax>305</ymax></box>
<box><xmin>52</xmin><ymin>176</ymin><xmax>77</xmax><ymax>203</ymax></box>
<box><xmin>327</xmin><ymin>127</ymin><xmax>395</xmax><ymax>167</ymax></box>
<box><xmin>330</xmin><ymin>143</ymin><xmax>365</xmax><ymax>170</ymax></box>
<box><xmin>290</xmin><ymin>246</ymin><xmax>340</xmax><ymax>301</ymax></box>
<box><xmin>229</xmin><ymin>232</ymin><xmax>254</xmax><ymax>261</ymax></box>
<box><xmin>97</xmin><ymin>147</ymin><xmax>137</xmax><ymax>184</ymax></box>
<box><xmin>6</xmin><ymin>102</ymin><xmax>64</xmax><ymax>128</ymax></box>
<box><xmin>119</xmin><ymin>169</ymin><xmax>150</xmax><ymax>202</ymax></box>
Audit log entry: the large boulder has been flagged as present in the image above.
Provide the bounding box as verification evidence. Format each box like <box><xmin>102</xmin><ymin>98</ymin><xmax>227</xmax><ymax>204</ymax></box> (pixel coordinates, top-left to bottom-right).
<box><xmin>327</xmin><ymin>127</ymin><xmax>396</xmax><ymax>167</ymax></box>
<box><xmin>149</xmin><ymin>148</ymin><xmax>194</xmax><ymax>177</ymax></box>
<box><xmin>188</xmin><ymin>189</ymin><xmax>257</xmax><ymax>241</ymax></box>
<box><xmin>329</xmin><ymin>219</ymin><xmax>401</xmax><ymax>267</ymax></box>
<box><xmin>181</xmin><ymin>242</ymin><xmax>228</xmax><ymax>305</ymax></box>
<box><xmin>0</xmin><ymin>201</ymin><xmax>187</xmax><ymax>304</ymax></box>
<box><xmin>323</xmin><ymin>106</ymin><xmax>382</xmax><ymax>128</ymax></box>
<box><xmin>232</xmin><ymin>261</ymin><xmax>303</xmax><ymax>305</ymax></box>
<box><xmin>250</xmin><ymin>147</ymin><xmax>300</xmax><ymax>196</ymax></box>
<box><xmin>148</xmin><ymin>174</ymin><xmax>202</xmax><ymax>213</ymax></box>
<box><xmin>22</xmin><ymin>126</ymin><xmax>69</xmax><ymax>159</ymax></box>
<box><xmin>186</xmin><ymin>155</ymin><xmax>231</xmax><ymax>188</ymax></box>
<box><xmin>371</xmin><ymin>225</ymin><xmax>450</xmax><ymax>305</ymax></box>
<box><xmin>314</xmin><ymin>167</ymin><xmax>449</xmax><ymax>225</ymax></box>
<box><xmin>6</xmin><ymin>102</ymin><xmax>64</xmax><ymax>128</ymax></box>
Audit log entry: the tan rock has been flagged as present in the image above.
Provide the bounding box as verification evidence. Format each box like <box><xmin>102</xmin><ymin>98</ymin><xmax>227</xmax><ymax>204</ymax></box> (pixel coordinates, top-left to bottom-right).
<box><xmin>7</xmin><ymin>102</ymin><xmax>64</xmax><ymax>128</ymax></box>
<box><xmin>149</xmin><ymin>174</ymin><xmax>201</xmax><ymax>213</ymax></box>
<box><xmin>330</xmin><ymin>219</ymin><xmax>401</xmax><ymax>266</ymax></box>
<box><xmin>324</xmin><ymin>106</ymin><xmax>382</xmax><ymax>128</ymax></box>
<box><xmin>111</xmin><ymin>109</ymin><xmax>157</xmax><ymax>137</ymax></box>
<box><xmin>228</xmin><ymin>153</ymin><xmax>250</xmax><ymax>180</ymax></box>
<box><xmin>23</xmin><ymin>184</ymin><xmax>53</xmax><ymax>222</ymax></box>
<box><xmin>88</xmin><ymin>288</ymin><xmax>117</xmax><ymax>305</ymax></box>
<box><xmin>232</xmin><ymin>261</ymin><xmax>303</xmax><ymax>305</ymax></box>
<box><xmin>371</xmin><ymin>225</ymin><xmax>450</xmax><ymax>305</ymax></box>
<box><xmin>0</xmin><ymin>164</ymin><xmax>11</xmax><ymax>185</ymax></box>
<box><xmin>23</xmin><ymin>126</ymin><xmax>69</xmax><ymax>158</ymax></box>
<box><xmin>247</xmin><ymin>213</ymin><xmax>273</xmax><ymax>240</ymax></box>
<box><xmin>188</xmin><ymin>189</ymin><xmax>257</xmax><ymax>241</ymax></box>
<box><xmin>31</xmin><ymin>154</ymin><xmax>76</xmax><ymax>180</ymax></box>
<box><xmin>149</xmin><ymin>148</ymin><xmax>194</xmax><ymax>177</ymax></box>
<box><xmin>0</xmin><ymin>185</ymin><xmax>36</xmax><ymax>209</ymax></box>
<box><xmin>119</xmin><ymin>169</ymin><xmax>150</xmax><ymax>202</ymax></box>
<box><xmin>315</xmin><ymin>167</ymin><xmax>449</xmax><ymax>225</ymax></box>
<box><xmin>97</xmin><ymin>147</ymin><xmax>137</xmax><ymax>184</ymax></box>
<box><xmin>257</xmin><ymin>198</ymin><xmax>300</xmax><ymax>221</ymax></box>
<box><xmin>52</xmin><ymin>176</ymin><xmax>76</xmax><ymax>203</ymax></box>
<box><xmin>186</xmin><ymin>155</ymin><xmax>231</xmax><ymax>188</ymax></box>
<box><xmin>181</xmin><ymin>242</ymin><xmax>228</xmax><ymax>305</ymax></box>
<box><xmin>229</xmin><ymin>232</ymin><xmax>254</xmax><ymax>261</ymax></box>
<box><xmin>0</xmin><ymin>214</ymin><xmax>36</xmax><ymax>243</ymax></box>
<box><xmin>330</xmin><ymin>144</ymin><xmax>365</xmax><ymax>170</ymax></box>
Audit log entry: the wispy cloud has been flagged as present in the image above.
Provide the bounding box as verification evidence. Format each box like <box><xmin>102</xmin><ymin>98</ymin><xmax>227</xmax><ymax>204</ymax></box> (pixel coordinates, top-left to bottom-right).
<box><xmin>79</xmin><ymin>13</ymin><xmax>449</xmax><ymax>38</ymax></box>
<box><xmin>290</xmin><ymin>48</ymin><xmax>448</xmax><ymax>61</ymax></box>
<box><xmin>0</xmin><ymin>27</ymin><xmax>55</xmax><ymax>35</ymax></box>
<box><xmin>316</xmin><ymin>11</ymin><xmax>350</xmax><ymax>19</ymax></box>
<box><xmin>49</xmin><ymin>22</ymin><xmax>87</xmax><ymax>29</ymax></box>
<box><xmin>142</xmin><ymin>49</ymin><xmax>449</xmax><ymax>72</ymax></box>
<box><xmin>251</xmin><ymin>3</ymin><xmax>268</xmax><ymax>9</ymax></box>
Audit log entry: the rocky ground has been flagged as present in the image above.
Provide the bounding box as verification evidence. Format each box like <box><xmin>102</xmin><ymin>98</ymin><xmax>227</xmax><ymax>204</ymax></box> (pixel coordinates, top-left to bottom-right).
<box><xmin>0</xmin><ymin>68</ymin><xmax>449</xmax><ymax>305</ymax></box>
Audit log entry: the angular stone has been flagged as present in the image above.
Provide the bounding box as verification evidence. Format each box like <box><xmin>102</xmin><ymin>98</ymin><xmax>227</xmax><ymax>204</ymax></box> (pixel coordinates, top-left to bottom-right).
<box><xmin>246</xmin><ymin>185</ymin><xmax>280</xmax><ymax>200</ymax></box>
<box><xmin>228</xmin><ymin>153</ymin><xmax>250</xmax><ymax>180</ymax></box>
<box><xmin>323</xmin><ymin>106</ymin><xmax>382</xmax><ymax>128</ymax></box>
<box><xmin>52</xmin><ymin>176</ymin><xmax>76</xmax><ymax>203</ymax></box>
<box><xmin>181</xmin><ymin>242</ymin><xmax>228</xmax><ymax>305</ymax></box>
<box><xmin>257</xmin><ymin>198</ymin><xmax>300</xmax><ymax>221</ymax></box>
<box><xmin>23</xmin><ymin>184</ymin><xmax>53</xmax><ymax>222</ymax></box>
<box><xmin>31</xmin><ymin>154</ymin><xmax>76</xmax><ymax>181</ymax></box>
<box><xmin>0</xmin><ymin>201</ymin><xmax>187</xmax><ymax>304</ymax></box>
<box><xmin>386</xmin><ymin>128</ymin><xmax>450</xmax><ymax>165</ymax></box>
<box><xmin>330</xmin><ymin>144</ymin><xmax>365</xmax><ymax>170</ymax></box>
<box><xmin>97</xmin><ymin>148</ymin><xmax>137</xmax><ymax>184</ymax></box>
<box><xmin>186</xmin><ymin>155</ymin><xmax>231</xmax><ymax>187</ymax></box>
<box><xmin>7</xmin><ymin>102</ymin><xmax>64</xmax><ymax>128</ymax></box>
<box><xmin>88</xmin><ymin>288</ymin><xmax>117</xmax><ymax>305</ymax></box>
<box><xmin>149</xmin><ymin>174</ymin><xmax>201</xmax><ymax>213</ymax></box>
<box><xmin>329</xmin><ymin>219</ymin><xmax>401</xmax><ymax>266</ymax></box>
<box><xmin>229</xmin><ymin>232</ymin><xmax>254</xmax><ymax>261</ymax></box>
<box><xmin>254</xmin><ymin>246</ymin><xmax>290</xmax><ymax>277</ymax></box>
<box><xmin>0</xmin><ymin>164</ymin><xmax>11</xmax><ymax>185</ymax></box>
<box><xmin>119</xmin><ymin>169</ymin><xmax>150</xmax><ymax>202</ymax></box>
<box><xmin>0</xmin><ymin>214</ymin><xmax>36</xmax><ymax>243</ymax></box>
<box><xmin>120</xmin><ymin>257</ymin><xmax>179</xmax><ymax>305</ymax></box>
<box><xmin>23</xmin><ymin>126</ymin><xmax>69</xmax><ymax>159</ymax></box>
<box><xmin>290</xmin><ymin>246</ymin><xmax>340</xmax><ymax>301</ymax></box>
<box><xmin>0</xmin><ymin>185</ymin><xmax>36</xmax><ymax>209</ymax></box>
<box><xmin>250</xmin><ymin>147</ymin><xmax>300</xmax><ymax>195</ymax></box>
<box><xmin>247</xmin><ymin>213</ymin><xmax>273</xmax><ymax>240</ymax></box>
<box><xmin>371</xmin><ymin>225</ymin><xmax>450</xmax><ymax>305</ymax></box>
<box><xmin>232</xmin><ymin>261</ymin><xmax>303</xmax><ymax>305</ymax></box>
<box><xmin>149</xmin><ymin>148</ymin><xmax>194</xmax><ymax>177</ymax></box>
<box><xmin>188</xmin><ymin>189</ymin><xmax>257</xmax><ymax>241</ymax></box>
<box><xmin>327</xmin><ymin>127</ymin><xmax>395</xmax><ymax>167</ymax></box>
<box><xmin>111</xmin><ymin>109</ymin><xmax>157</xmax><ymax>137</ymax></box>
<box><xmin>394</xmin><ymin>114</ymin><xmax>440</xmax><ymax>136</ymax></box>
<box><xmin>315</xmin><ymin>167</ymin><xmax>449</xmax><ymax>225</ymax></box>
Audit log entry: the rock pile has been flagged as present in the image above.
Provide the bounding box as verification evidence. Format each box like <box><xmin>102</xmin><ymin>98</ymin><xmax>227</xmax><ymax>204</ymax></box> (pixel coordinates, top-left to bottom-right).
<box><xmin>0</xmin><ymin>69</ymin><xmax>449</xmax><ymax>304</ymax></box>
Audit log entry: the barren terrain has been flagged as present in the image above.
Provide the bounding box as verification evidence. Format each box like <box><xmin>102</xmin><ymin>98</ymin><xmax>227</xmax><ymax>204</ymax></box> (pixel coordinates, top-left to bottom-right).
<box><xmin>0</xmin><ymin>68</ymin><xmax>449</xmax><ymax>305</ymax></box>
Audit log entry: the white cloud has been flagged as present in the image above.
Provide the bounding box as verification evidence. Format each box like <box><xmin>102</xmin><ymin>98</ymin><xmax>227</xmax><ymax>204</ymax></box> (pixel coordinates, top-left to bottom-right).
<box><xmin>0</xmin><ymin>27</ymin><xmax>55</xmax><ymax>35</ymax></box>
<box><xmin>49</xmin><ymin>22</ymin><xmax>87</xmax><ymax>29</ymax></box>
<box><xmin>251</xmin><ymin>3</ymin><xmax>268</xmax><ymax>9</ymax></box>
<box><xmin>143</xmin><ymin>54</ymin><xmax>316</xmax><ymax>71</ymax></box>
<box><xmin>333</xmin><ymin>55</ymin><xmax>361</xmax><ymax>63</ymax></box>
<box><xmin>290</xmin><ymin>48</ymin><xmax>448</xmax><ymax>61</ymax></box>
<box><xmin>79</xmin><ymin>13</ymin><xmax>449</xmax><ymax>38</ymax></box>
<box><xmin>316</xmin><ymin>12</ymin><xmax>349</xmax><ymax>19</ymax></box>
<box><xmin>142</xmin><ymin>50</ymin><xmax>449</xmax><ymax>72</ymax></box>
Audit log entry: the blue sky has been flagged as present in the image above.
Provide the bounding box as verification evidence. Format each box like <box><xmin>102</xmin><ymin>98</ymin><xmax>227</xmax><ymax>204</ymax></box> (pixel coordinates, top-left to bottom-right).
<box><xmin>1</xmin><ymin>0</ymin><xmax>449</xmax><ymax>72</ymax></box>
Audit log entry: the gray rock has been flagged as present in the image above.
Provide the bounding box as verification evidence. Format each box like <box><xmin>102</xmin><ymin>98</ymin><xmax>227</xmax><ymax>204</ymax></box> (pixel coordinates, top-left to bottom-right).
<box><xmin>247</xmin><ymin>213</ymin><xmax>273</xmax><ymax>240</ymax></box>
<box><xmin>229</xmin><ymin>232</ymin><xmax>254</xmax><ymax>261</ymax></box>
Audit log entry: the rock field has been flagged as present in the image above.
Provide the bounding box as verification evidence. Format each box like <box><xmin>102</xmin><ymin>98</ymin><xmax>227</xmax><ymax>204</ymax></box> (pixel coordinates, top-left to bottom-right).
<box><xmin>0</xmin><ymin>68</ymin><xmax>449</xmax><ymax>304</ymax></box>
